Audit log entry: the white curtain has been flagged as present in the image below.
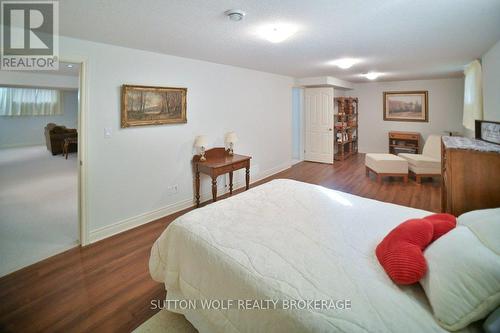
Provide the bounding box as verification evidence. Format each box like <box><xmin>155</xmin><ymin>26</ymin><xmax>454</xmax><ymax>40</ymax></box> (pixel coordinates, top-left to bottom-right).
<box><xmin>0</xmin><ymin>87</ymin><xmax>62</xmax><ymax>116</ymax></box>
<box><xmin>462</xmin><ymin>60</ymin><xmax>483</xmax><ymax>130</ymax></box>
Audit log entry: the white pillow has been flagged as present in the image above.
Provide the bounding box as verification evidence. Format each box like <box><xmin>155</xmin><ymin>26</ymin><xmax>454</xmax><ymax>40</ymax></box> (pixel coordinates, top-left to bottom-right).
<box><xmin>420</xmin><ymin>208</ymin><xmax>500</xmax><ymax>331</ymax></box>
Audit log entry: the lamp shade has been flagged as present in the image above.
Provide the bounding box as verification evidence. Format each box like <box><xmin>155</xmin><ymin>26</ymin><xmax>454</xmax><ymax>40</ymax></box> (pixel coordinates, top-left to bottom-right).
<box><xmin>194</xmin><ymin>135</ymin><xmax>208</xmax><ymax>148</ymax></box>
<box><xmin>225</xmin><ymin>131</ymin><xmax>238</xmax><ymax>144</ymax></box>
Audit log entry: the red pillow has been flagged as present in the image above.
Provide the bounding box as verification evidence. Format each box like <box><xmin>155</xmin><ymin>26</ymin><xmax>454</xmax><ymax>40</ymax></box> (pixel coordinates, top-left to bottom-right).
<box><xmin>376</xmin><ymin>219</ymin><xmax>434</xmax><ymax>285</ymax></box>
<box><xmin>424</xmin><ymin>213</ymin><xmax>456</xmax><ymax>241</ymax></box>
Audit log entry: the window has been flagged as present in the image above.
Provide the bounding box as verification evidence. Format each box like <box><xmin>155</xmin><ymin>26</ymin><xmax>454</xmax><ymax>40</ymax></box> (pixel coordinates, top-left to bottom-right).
<box><xmin>463</xmin><ymin>60</ymin><xmax>483</xmax><ymax>130</ymax></box>
<box><xmin>0</xmin><ymin>87</ymin><xmax>62</xmax><ymax>116</ymax></box>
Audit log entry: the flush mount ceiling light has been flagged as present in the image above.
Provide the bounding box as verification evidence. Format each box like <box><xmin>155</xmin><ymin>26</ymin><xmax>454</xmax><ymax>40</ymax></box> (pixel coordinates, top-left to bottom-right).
<box><xmin>362</xmin><ymin>72</ymin><xmax>383</xmax><ymax>80</ymax></box>
<box><xmin>330</xmin><ymin>58</ymin><xmax>360</xmax><ymax>69</ymax></box>
<box><xmin>256</xmin><ymin>23</ymin><xmax>298</xmax><ymax>43</ymax></box>
<box><xmin>225</xmin><ymin>9</ymin><xmax>246</xmax><ymax>21</ymax></box>
<box><xmin>66</xmin><ymin>64</ymin><xmax>74</xmax><ymax>68</ymax></box>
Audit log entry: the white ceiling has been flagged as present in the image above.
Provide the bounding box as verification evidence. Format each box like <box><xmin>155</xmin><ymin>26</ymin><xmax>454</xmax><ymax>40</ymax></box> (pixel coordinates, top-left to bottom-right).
<box><xmin>59</xmin><ymin>0</ymin><xmax>500</xmax><ymax>82</ymax></box>
<box><xmin>55</xmin><ymin>62</ymin><xmax>80</xmax><ymax>76</ymax></box>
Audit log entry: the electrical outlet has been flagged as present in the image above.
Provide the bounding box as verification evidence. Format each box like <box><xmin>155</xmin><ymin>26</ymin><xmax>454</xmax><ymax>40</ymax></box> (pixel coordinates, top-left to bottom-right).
<box><xmin>166</xmin><ymin>184</ymin><xmax>178</xmax><ymax>195</ymax></box>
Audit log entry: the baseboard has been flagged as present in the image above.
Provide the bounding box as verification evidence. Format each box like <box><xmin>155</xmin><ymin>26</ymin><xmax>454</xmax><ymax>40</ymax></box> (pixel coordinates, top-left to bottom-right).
<box><xmin>291</xmin><ymin>159</ymin><xmax>302</xmax><ymax>166</ymax></box>
<box><xmin>88</xmin><ymin>160</ymin><xmax>292</xmax><ymax>244</ymax></box>
<box><xmin>0</xmin><ymin>143</ymin><xmax>45</xmax><ymax>149</ymax></box>
<box><xmin>253</xmin><ymin>160</ymin><xmax>292</xmax><ymax>181</ymax></box>
<box><xmin>88</xmin><ymin>197</ymin><xmax>195</xmax><ymax>243</ymax></box>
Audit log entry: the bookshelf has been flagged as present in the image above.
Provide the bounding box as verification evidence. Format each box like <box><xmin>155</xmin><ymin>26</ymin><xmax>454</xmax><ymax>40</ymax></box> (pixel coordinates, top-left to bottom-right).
<box><xmin>334</xmin><ymin>97</ymin><xmax>358</xmax><ymax>161</ymax></box>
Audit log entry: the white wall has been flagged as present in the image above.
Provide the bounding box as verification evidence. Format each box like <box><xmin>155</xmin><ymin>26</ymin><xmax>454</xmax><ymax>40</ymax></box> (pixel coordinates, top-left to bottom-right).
<box><xmin>350</xmin><ymin>78</ymin><xmax>464</xmax><ymax>153</ymax></box>
<box><xmin>0</xmin><ymin>91</ymin><xmax>79</xmax><ymax>148</ymax></box>
<box><xmin>482</xmin><ymin>39</ymin><xmax>500</xmax><ymax>122</ymax></box>
<box><xmin>60</xmin><ymin>37</ymin><xmax>293</xmax><ymax>240</ymax></box>
<box><xmin>0</xmin><ymin>71</ymin><xmax>79</xmax><ymax>89</ymax></box>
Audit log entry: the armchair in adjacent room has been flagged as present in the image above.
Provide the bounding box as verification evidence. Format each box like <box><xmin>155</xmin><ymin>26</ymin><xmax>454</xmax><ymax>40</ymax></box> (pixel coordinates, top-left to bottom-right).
<box><xmin>44</xmin><ymin>123</ymin><xmax>78</xmax><ymax>155</ymax></box>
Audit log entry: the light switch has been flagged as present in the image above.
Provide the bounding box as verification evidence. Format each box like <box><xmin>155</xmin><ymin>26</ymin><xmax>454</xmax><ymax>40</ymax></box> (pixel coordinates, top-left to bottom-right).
<box><xmin>104</xmin><ymin>127</ymin><xmax>112</xmax><ymax>138</ymax></box>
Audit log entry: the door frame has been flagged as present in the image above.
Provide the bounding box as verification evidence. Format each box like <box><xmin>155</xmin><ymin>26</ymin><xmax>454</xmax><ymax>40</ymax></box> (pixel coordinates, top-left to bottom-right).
<box><xmin>298</xmin><ymin>88</ymin><xmax>305</xmax><ymax>161</ymax></box>
<box><xmin>60</xmin><ymin>55</ymin><xmax>90</xmax><ymax>246</ymax></box>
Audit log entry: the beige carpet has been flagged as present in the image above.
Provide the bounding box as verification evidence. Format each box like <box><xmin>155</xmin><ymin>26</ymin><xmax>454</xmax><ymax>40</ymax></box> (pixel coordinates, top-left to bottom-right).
<box><xmin>0</xmin><ymin>145</ymin><xmax>78</xmax><ymax>277</ymax></box>
<box><xmin>134</xmin><ymin>310</ymin><xmax>197</xmax><ymax>333</ymax></box>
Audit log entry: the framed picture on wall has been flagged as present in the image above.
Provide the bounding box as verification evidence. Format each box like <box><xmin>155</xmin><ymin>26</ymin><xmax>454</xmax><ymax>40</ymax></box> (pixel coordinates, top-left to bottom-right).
<box><xmin>383</xmin><ymin>91</ymin><xmax>428</xmax><ymax>122</ymax></box>
<box><xmin>121</xmin><ymin>84</ymin><xmax>187</xmax><ymax>128</ymax></box>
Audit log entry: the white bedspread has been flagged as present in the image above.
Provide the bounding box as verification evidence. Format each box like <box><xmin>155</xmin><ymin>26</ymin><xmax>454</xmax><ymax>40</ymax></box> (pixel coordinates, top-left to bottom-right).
<box><xmin>149</xmin><ymin>179</ymin><xmax>453</xmax><ymax>332</ymax></box>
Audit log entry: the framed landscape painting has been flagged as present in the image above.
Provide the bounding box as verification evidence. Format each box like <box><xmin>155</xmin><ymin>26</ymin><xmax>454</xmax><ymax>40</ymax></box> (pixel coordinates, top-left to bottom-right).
<box><xmin>121</xmin><ymin>84</ymin><xmax>187</xmax><ymax>128</ymax></box>
<box><xmin>383</xmin><ymin>91</ymin><xmax>428</xmax><ymax>122</ymax></box>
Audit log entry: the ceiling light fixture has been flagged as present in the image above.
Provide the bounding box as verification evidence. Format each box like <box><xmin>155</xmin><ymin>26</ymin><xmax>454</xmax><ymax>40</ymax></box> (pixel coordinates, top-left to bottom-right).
<box><xmin>225</xmin><ymin>9</ymin><xmax>246</xmax><ymax>21</ymax></box>
<box><xmin>66</xmin><ymin>64</ymin><xmax>74</xmax><ymax>68</ymax></box>
<box><xmin>362</xmin><ymin>72</ymin><xmax>382</xmax><ymax>80</ymax></box>
<box><xmin>330</xmin><ymin>58</ymin><xmax>360</xmax><ymax>69</ymax></box>
<box><xmin>256</xmin><ymin>23</ymin><xmax>298</xmax><ymax>43</ymax></box>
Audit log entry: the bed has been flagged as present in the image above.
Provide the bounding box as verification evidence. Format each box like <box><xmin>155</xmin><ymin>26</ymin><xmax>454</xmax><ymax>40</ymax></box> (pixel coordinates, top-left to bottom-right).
<box><xmin>149</xmin><ymin>179</ymin><xmax>478</xmax><ymax>332</ymax></box>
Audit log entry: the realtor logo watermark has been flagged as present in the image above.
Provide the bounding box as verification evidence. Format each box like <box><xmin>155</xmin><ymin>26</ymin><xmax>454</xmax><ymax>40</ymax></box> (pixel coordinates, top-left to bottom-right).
<box><xmin>1</xmin><ymin>0</ymin><xmax>59</xmax><ymax>70</ymax></box>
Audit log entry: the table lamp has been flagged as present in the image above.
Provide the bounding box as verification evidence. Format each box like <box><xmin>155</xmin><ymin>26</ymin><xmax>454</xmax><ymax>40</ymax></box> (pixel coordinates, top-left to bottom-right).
<box><xmin>194</xmin><ymin>135</ymin><xmax>208</xmax><ymax>161</ymax></box>
<box><xmin>225</xmin><ymin>131</ymin><xmax>238</xmax><ymax>155</ymax></box>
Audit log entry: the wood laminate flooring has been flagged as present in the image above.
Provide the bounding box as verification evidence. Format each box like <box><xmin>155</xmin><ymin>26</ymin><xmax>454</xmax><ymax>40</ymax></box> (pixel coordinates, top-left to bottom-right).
<box><xmin>0</xmin><ymin>154</ymin><xmax>441</xmax><ymax>332</ymax></box>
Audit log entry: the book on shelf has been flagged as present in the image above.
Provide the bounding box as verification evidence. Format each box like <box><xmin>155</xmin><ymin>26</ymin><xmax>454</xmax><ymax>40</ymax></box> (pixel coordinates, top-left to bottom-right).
<box><xmin>394</xmin><ymin>147</ymin><xmax>417</xmax><ymax>154</ymax></box>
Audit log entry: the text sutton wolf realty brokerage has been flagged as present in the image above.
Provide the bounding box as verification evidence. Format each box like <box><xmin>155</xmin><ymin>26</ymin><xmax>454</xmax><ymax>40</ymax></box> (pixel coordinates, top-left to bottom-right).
<box><xmin>1</xmin><ymin>0</ymin><xmax>59</xmax><ymax>70</ymax></box>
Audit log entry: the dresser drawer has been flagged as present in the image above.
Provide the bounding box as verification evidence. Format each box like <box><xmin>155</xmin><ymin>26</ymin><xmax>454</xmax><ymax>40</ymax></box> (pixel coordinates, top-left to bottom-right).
<box><xmin>213</xmin><ymin>160</ymin><xmax>248</xmax><ymax>176</ymax></box>
<box><xmin>231</xmin><ymin>160</ymin><xmax>248</xmax><ymax>171</ymax></box>
<box><xmin>214</xmin><ymin>165</ymin><xmax>233</xmax><ymax>175</ymax></box>
<box><xmin>389</xmin><ymin>133</ymin><xmax>419</xmax><ymax>140</ymax></box>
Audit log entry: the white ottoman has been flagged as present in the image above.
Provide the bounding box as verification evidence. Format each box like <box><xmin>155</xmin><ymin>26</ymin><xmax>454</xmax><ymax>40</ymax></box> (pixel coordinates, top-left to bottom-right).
<box><xmin>365</xmin><ymin>153</ymin><xmax>408</xmax><ymax>183</ymax></box>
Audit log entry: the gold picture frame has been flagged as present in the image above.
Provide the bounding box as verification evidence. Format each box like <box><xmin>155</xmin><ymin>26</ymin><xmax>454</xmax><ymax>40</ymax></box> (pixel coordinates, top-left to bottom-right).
<box><xmin>383</xmin><ymin>91</ymin><xmax>428</xmax><ymax>122</ymax></box>
<box><xmin>121</xmin><ymin>84</ymin><xmax>187</xmax><ymax>128</ymax></box>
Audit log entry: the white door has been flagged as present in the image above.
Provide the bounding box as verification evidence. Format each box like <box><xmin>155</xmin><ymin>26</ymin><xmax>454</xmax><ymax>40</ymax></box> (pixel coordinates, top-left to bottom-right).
<box><xmin>304</xmin><ymin>87</ymin><xmax>334</xmax><ymax>163</ymax></box>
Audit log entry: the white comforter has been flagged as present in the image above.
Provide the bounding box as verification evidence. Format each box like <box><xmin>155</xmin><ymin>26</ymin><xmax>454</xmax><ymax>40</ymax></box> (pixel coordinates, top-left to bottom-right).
<box><xmin>149</xmin><ymin>179</ymin><xmax>450</xmax><ymax>333</ymax></box>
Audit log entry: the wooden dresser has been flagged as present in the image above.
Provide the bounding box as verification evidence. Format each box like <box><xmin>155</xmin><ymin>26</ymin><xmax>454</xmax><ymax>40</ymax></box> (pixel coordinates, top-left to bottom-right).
<box><xmin>388</xmin><ymin>131</ymin><xmax>420</xmax><ymax>154</ymax></box>
<box><xmin>441</xmin><ymin>136</ymin><xmax>500</xmax><ymax>216</ymax></box>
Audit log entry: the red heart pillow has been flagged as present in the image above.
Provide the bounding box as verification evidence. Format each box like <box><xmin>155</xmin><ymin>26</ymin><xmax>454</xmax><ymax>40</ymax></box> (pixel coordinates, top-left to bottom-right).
<box><xmin>424</xmin><ymin>213</ymin><xmax>456</xmax><ymax>241</ymax></box>
<box><xmin>376</xmin><ymin>218</ymin><xmax>434</xmax><ymax>285</ymax></box>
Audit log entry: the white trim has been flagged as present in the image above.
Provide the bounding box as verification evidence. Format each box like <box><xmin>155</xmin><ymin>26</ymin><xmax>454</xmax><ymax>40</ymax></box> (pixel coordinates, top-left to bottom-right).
<box><xmin>298</xmin><ymin>88</ymin><xmax>305</xmax><ymax>161</ymax></box>
<box><xmin>0</xmin><ymin>142</ymin><xmax>45</xmax><ymax>149</ymax></box>
<box><xmin>89</xmin><ymin>197</ymin><xmax>195</xmax><ymax>243</ymax></box>
<box><xmin>295</xmin><ymin>76</ymin><xmax>354</xmax><ymax>90</ymax></box>
<box><xmin>88</xmin><ymin>161</ymin><xmax>292</xmax><ymax>243</ymax></box>
<box><xmin>59</xmin><ymin>55</ymin><xmax>90</xmax><ymax>246</ymax></box>
<box><xmin>291</xmin><ymin>159</ymin><xmax>302</xmax><ymax>165</ymax></box>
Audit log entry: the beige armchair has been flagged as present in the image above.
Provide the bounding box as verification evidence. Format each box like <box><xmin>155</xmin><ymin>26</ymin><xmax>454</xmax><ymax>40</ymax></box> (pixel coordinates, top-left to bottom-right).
<box><xmin>398</xmin><ymin>135</ymin><xmax>441</xmax><ymax>184</ymax></box>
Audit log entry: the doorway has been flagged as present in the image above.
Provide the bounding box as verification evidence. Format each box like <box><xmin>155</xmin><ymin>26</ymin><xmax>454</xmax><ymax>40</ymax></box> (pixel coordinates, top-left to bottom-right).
<box><xmin>304</xmin><ymin>87</ymin><xmax>334</xmax><ymax>164</ymax></box>
<box><xmin>0</xmin><ymin>61</ymin><xmax>83</xmax><ymax>276</ymax></box>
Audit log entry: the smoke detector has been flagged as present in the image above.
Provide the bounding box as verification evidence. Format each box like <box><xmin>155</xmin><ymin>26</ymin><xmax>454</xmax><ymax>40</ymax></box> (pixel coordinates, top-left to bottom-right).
<box><xmin>225</xmin><ymin>9</ymin><xmax>246</xmax><ymax>21</ymax></box>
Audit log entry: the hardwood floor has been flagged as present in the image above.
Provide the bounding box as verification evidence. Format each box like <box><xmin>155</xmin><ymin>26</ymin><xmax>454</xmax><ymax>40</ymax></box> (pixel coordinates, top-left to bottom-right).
<box><xmin>0</xmin><ymin>154</ymin><xmax>441</xmax><ymax>332</ymax></box>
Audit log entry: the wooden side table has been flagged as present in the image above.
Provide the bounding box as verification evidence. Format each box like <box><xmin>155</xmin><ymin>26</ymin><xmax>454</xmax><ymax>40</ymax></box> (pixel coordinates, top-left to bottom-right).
<box><xmin>193</xmin><ymin>147</ymin><xmax>251</xmax><ymax>207</ymax></box>
<box><xmin>62</xmin><ymin>137</ymin><xmax>78</xmax><ymax>159</ymax></box>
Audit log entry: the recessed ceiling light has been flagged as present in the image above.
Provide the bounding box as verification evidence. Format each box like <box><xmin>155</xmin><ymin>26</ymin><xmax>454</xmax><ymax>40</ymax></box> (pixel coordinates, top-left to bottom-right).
<box><xmin>256</xmin><ymin>23</ymin><xmax>298</xmax><ymax>43</ymax></box>
<box><xmin>66</xmin><ymin>64</ymin><xmax>74</xmax><ymax>68</ymax></box>
<box><xmin>362</xmin><ymin>72</ymin><xmax>382</xmax><ymax>80</ymax></box>
<box><xmin>225</xmin><ymin>9</ymin><xmax>246</xmax><ymax>21</ymax></box>
<box><xmin>330</xmin><ymin>58</ymin><xmax>360</xmax><ymax>69</ymax></box>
